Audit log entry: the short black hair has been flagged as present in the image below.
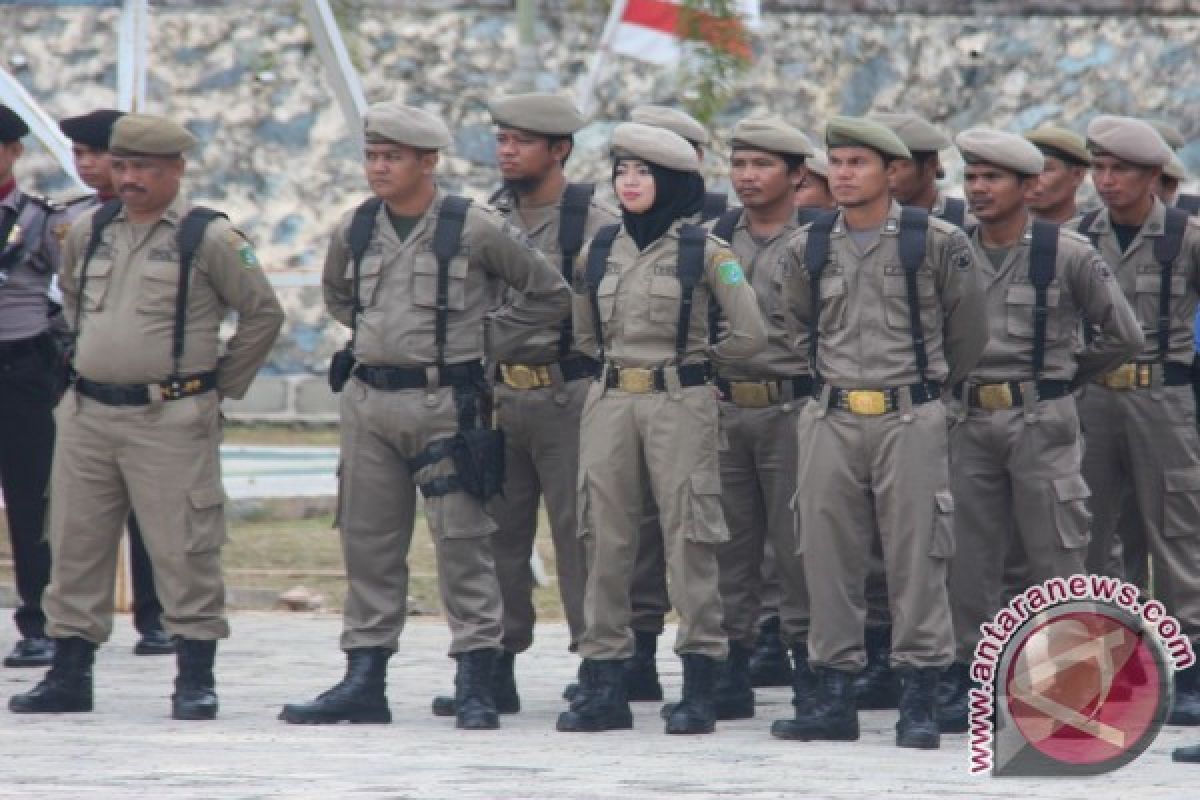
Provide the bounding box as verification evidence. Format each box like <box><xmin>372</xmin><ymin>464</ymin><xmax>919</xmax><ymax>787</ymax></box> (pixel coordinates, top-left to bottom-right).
<box><xmin>546</xmin><ymin>134</ymin><xmax>575</xmax><ymax>166</ymax></box>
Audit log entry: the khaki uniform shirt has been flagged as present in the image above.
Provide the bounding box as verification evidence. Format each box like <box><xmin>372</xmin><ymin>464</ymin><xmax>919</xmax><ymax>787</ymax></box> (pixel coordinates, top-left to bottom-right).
<box><xmin>573</xmin><ymin>219</ymin><xmax>767</xmax><ymax>369</ymax></box>
<box><xmin>0</xmin><ymin>187</ymin><xmax>67</xmax><ymax>341</ymax></box>
<box><xmin>323</xmin><ymin>190</ymin><xmax>570</xmax><ymax>368</ymax></box>
<box><xmin>488</xmin><ymin>185</ymin><xmax>619</xmax><ymax>363</ymax></box>
<box><xmin>1070</xmin><ymin>199</ymin><xmax>1200</xmax><ymax>366</ymax></box>
<box><xmin>706</xmin><ymin>211</ymin><xmax>807</xmax><ymax>381</ymax></box>
<box><xmin>60</xmin><ymin>194</ymin><xmax>284</xmax><ymax>399</ymax></box>
<box><xmin>782</xmin><ymin>200</ymin><xmax>988</xmax><ymax>388</ymax></box>
<box><xmin>967</xmin><ymin>218</ymin><xmax>1143</xmax><ymax>385</ymax></box>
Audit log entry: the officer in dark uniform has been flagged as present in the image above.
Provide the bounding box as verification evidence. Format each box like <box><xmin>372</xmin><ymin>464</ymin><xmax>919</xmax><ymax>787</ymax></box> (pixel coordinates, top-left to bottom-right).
<box><xmin>57</xmin><ymin>109</ymin><xmax>173</xmax><ymax>656</ymax></box>
<box><xmin>0</xmin><ymin>105</ymin><xmax>67</xmax><ymax>669</ymax></box>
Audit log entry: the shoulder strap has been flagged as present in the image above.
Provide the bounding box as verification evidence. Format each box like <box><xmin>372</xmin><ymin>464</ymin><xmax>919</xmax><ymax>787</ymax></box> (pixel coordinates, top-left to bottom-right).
<box><xmin>795</xmin><ymin>206</ymin><xmax>824</xmax><ymax>227</ymax></box>
<box><xmin>585</xmin><ymin>223</ymin><xmax>621</xmax><ymax>360</ymax></box>
<box><xmin>431</xmin><ymin>195</ymin><xmax>471</xmax><ymax>366</ymax></box>
<box><xmin>73</xmin><ymin>198</ymin><xmax>123</xmax><ymax>337</ymax></box>
<box><xmin>1028</xmin><ymin>219</ymin><xmax>1060</xmax><ymax>379</ymax></box>
<box><xmin>1153</xmin><ymin>207</ymin><xmax>1189</xmax><ymax>361</ymax></box>
<box><xmin>1176</xmin><ymin>194</ymin><xmax>1200</xmax><ymax>216</ymax></box>
<box><xmin>676</xmin><ymin>224</ymin><xmax>708</xmax><ymax>362</ymax></box>
<box><xmin>172</xmin><ymin>206</ymin><xmax>229</xmax><ymax>379</ymax></box>
<box><xmin>899</xmin><ymin>206</ymin><xmax>931</xmax><ymax>385</ymax></box>
<box><xmin>803</xmin><ymin>210</ymin><xmax>839</xmax><ymax>382</ymax></box>
<box><xmin>1079</xmin><ymin>209</ymin><xmax>1102</xmax><ymax>249</ymax></box>
<box><xmin>556</xmin><ymin>182</ymin><xmax>596</xmax><ymax>357</ymax></box>
<box><xmin>712</xmin><ymin>207</ymin><xmax>742</xmax><ymax>244</ymax></box>
<box><xmin>939</xmin><ymin>196</ymin><xmax>967</xmax><ymax>229</ymax></box>
<box><xmin>345</xmin><ymin>198</ymin><xmax>382</xmax><ymax>343</ymax></box>
<box><xmin>701</xmin><ymin>192</ymin><xmax>728</xmax><ymax>223</ymax></box>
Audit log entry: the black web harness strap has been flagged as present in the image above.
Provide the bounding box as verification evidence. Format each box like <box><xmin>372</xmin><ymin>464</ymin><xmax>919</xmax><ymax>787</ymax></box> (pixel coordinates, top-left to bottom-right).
<box><xmin>1028</xmin><ymin>219</ymin><xmax>1060</xmax><ymax>380</ymax></box>
<box><xmin>584</xmin><ymin>223</ymin><xmax>621</xmax><ymax>362</ymax></box>
<box><xmin>556</xmin><ymin>182</ymin><xmax>595</xmax><ymax>358</ymax></box>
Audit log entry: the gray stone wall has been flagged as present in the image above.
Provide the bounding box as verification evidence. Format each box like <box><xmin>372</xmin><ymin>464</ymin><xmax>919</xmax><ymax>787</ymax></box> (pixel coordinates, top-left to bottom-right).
<box><xmin>3</xmin><ymin>4</ymin><xmax>1196</xmax><ymax>377</ymax></box>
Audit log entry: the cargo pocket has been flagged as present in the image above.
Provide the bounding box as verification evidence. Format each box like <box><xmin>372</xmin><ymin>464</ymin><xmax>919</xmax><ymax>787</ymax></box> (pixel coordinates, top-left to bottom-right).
<box><xmin>412</xmin><ymin>251</ymin><xmax>468</xmax><ymax>311</ymax></box>
<box><xmin>930</xmin><ymin>490</ymin><xmax>955</xmax><ymax>559</ymax></box>
<box><xmin>137</xmin><ymin>262</ymin><xmax>180</xmax><ymax>317</ymax></box>
<box><xmin>648</xmin><ymin>274</ymin><xmax>681</xmax><ymax>324</ymax></box>
<box><xmin>1164</xmin><ymin>466</ymin><xmax>1200</xmax><ymax>539</ymax></box>
<box><xmin>883</xmin><ymin>271</ymin><xmax>939</xmax><ymax>332</ymax></box>
<box><xmin>80</xmin><ymin>254</ymin><xmax>115</xmax><ymax>311</ymax></box>
<box><xmin>596</xmin><ymin>273</ymin><xmax>619</xmax><ymax>324</ymax></box>
<box><xmin>186</xmin><ymin>484</ymin><xmax>228</xmax><ymax>554</ymax></box>
<box><xmin>344</xmin><ymin>251</ymin><xmax>384</xmax><ymax>307</ymax></box>
<box><xmin>1004</xmin><ymin>283</ymin><xmax>1062</xmax><ymax>341</ymax></box>
<box><xmin>818</xmin><ymin>275</ymin><xmax>848</xmax><ymax>333</ymax></box>
<box><xmin>1051</xmin><ymin>475</ymin><xmax>1092</xmax><ymax>550</ymax></box>
<box><xmin>686</xmin><ymin>471</ymin><xmax>729</xmax><ymax>544</ymax></box>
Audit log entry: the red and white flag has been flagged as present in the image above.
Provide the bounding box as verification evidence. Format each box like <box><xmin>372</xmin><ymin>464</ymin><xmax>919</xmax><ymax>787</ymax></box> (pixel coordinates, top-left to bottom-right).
<box><xmin>608</xmin><ymin>0</ymin><xmax>761</xmax><ymax>65</ymax></box>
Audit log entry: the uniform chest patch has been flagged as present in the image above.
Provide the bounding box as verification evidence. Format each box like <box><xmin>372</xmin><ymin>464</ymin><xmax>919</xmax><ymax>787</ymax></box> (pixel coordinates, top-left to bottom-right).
<box><xmin>718</xmin><ymin>260</ymin><xmax>744</xmax><ymax>285</ymax></box>
<box><xmin>951</xmin><ymin>246</ymin><xmax>973</xmax><ymax>271</ymax></box>
<box><xmin>148</xmin><ymin>247</ymin><xmax>179</xmax><ymax>263</ymax></box>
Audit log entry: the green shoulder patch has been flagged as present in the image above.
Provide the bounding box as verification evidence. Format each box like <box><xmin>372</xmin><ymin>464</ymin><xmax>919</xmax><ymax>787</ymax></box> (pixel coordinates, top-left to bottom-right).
<box><xmin>717</xmin><ymin>260</ymin><xmax>744</xmax><ymax>286</ymax></box>
<box><xmin>238</xmin><ymin>242</ymin><xmax>260</xmax><ymax>268</ymax></box>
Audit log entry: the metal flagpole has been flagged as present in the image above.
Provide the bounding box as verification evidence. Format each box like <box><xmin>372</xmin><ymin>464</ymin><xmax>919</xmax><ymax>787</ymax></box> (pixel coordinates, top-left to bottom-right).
<box><xmin>302</xmin><ymin>0</ymin><xmax>367</xmax><ymax>145</ymax></box>
<box><xmin>574</xmin><ymin>0</ymin><xmax>629</xmax><ymax>118</ymax></box>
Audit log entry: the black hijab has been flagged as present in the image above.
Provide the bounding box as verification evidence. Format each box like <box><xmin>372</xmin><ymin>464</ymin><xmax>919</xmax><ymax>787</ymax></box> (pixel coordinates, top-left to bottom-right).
<box><xmin>612</xmin><ymin>157</ymin><xmax>706</xmax><ymax>251</ymax></box>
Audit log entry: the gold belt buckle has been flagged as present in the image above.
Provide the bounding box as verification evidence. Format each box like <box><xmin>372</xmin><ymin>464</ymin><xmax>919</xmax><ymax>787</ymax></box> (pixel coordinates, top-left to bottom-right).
<box><xmin>845</xmin><ymin>390</ymin><xmax>888</xmax><ymax>416</ymax></box>
<box><xmin>501</xmin><ymin>364</ymin><xmax>548</xmax><ymax>390</ymax></box>
<box><xmin>1137</xmin><ymin>364</ymin><xmax>1153</xmax><ymax>388</ymax></box>
<box><xmin>617</xmin><ymin>367</ymin><xmax>655</xmax><ymax>394</ymax></box>
<box><xmin>1103</xmin><ymin>363</ymin><xmax>1136</xmax><ymax>390</ymax></box>
<box><xmin>729</xmin><ymin>382</ymin><xmax>772</xmax><ymax>408</ymax></box>
<box><xmin>977</xmin><ymin>383</ymin><xmax>1014</xmax><ymax>411</ymax></box>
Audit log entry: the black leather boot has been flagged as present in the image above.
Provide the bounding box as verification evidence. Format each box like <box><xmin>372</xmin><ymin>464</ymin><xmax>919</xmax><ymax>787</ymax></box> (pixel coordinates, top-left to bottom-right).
<box><xmin>625</xmin><ymin>631</ymin><xmax>663</xmax><ymax>702</ymax></box>
<box><xmin>936</xmin><ymin>662</ymin><xmax>970</xmax><ymax>733</ymax></box>
<box><xmin>134</xmin><ymin>628</ymin><xmax>176</xmax><ymax>656</ymax></box>
<box><xmin>8</xmin><ymin>637</ymin><xmax>95</xmax><ymax>713</ymax></box>
<box><xmin>432</xmin><ymin>650</ymin><xmax>521</xmax><ymax>717</ymax></box>
<box><xmin>896</xmin><ymin>667</ymin><xmax>941</xmax><ymax>749</ymax></box>
<box><xmin>279</xmin><ymin>647</ymin><xmax>392</xmax><ymax>724</ymax></box>
<box><xmin>1173</xmin><ymin>742</ymin><xmax>1200</xmax><ymax>762</ymax></box>
<box><xmin>661</xmin><ymin>641</ymin><xmax>754</xmax><ymax>721</ymax></box>
<box><xmin>172</xmin><ymin>639</ymin><xmax>219</xmax><ymax>720</ymax></box>
<box><xmin>854</xmin><ymin>626</ymin><xmax>900</xmax><ymax>710</ymax></box>
<box><xmin>4</xmin><ymin>636</ymin><xmax>56</xmax><ymax>668</ymax></box>
<box><xmin>1170</xmin><ymin>663</ymin><xmax>1200</xmax><ymax>726</ymax></box>
<box><xmin>748</xmin><ymin>616</ymin><xmax>793</xmax><ymax>688</ymax></box>
<box><xmin>769</xmin><ymin>642</ymin><xmax>820</xmax><ymax>738</ymax></box>
<box><xmin>556</xmin><ymin>659</ymin><xmax>633</xmax><ymax>732</ymax></box>
<box><xmin>665</xmin><ymin>654</ymin><xmax>719</xmax><ymax>734</ymax></box>
<box><xmin>770</xmin><ymin>665</ymin><xmax>859</xmax><ymax>741</ymax></box>
<box><xmin>562</xmin><ymin>660</ymin><xmax>585</xmax><ymax>701</ymax></box>
<box><xmin>454</xmin><ymin>648</ymin><xmax>500</xmax><ymax>730</ymax></box>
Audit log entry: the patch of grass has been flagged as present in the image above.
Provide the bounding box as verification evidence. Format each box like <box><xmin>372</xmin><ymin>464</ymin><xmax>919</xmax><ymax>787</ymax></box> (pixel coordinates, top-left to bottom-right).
<box><xmin>222</xmin><ymin>423</ymin><xmax>340</xmax><ymax>447</ymax></box>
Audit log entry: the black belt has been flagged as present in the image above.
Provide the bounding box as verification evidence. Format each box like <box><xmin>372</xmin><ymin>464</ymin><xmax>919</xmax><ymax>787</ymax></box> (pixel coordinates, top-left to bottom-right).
<box><xmin>716</xmin><ymin>374</ymin><xmax>813</xmax><ymax>408</ymax></box>
<box><xmin>602</xmin><ymin>362</ymin><xmax>711</xmax><ymax>393</ymax></box>
<box><xmin>1098</xmin><ymin>361</ymin><xmax>1193</xmax><ymax>390</ymax></box>
<box><xmin>818</xmin><ymin>380</ymin><xmax>942</xmax><ymax>416</ymax></box>
<box><xmin>0</xmin><ymin>332</ymin><xmax>49</xmax><ymax>361</ymax></box>
<box><xmin>76</xmin><ymin>371</ymin><xmax>217</xmax><ymax>406</ymax></box>
<box><xmin>353</xmin><ymin>361</ymin><xmax>484</xmax><ymax>390</ymax></box>
<box><xmin>955</xmin><ymin>379</ymin><xmax>1072</xmax><ymax>410</ymax></box>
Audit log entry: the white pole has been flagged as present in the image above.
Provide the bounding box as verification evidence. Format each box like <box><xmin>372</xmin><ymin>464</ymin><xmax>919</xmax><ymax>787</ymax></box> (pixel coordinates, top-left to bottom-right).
<box><xmin>117</xmin><ymin>0</ymin><xmax>149</xmax><ymax>111</ymax></box>
<box><xmin>302</xmin><ymin>0</ymin><xmax>367</xmax><ymax>143</ymax></box>
<box><xmin>575</xmin><ymin>0</ymin><xmax>628</xmax><ymax>119</ymax></box>
<box><xmin>0</xmin><ymin>70</ymin><xmax>84</xmax><ymax>188</ymax></box>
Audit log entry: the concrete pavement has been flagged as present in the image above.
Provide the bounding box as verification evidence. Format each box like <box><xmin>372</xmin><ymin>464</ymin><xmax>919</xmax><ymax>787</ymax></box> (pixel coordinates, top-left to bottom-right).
<box><xmin>0</xmin><ymin>613</ymin><xmax>1195</xmax><ymax>799</ymax></box>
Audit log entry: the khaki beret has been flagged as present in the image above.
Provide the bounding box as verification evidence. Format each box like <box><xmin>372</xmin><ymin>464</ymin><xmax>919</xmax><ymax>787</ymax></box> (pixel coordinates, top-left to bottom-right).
<box><xmin>59</xmin><ymin>109</ymin><xmax>124</xmax><ymax>150</ymax></box>
<box><xmin>1087</xmin><ymin>115</ymin><xmax>1172</xmax><ymax>168</ymax></box>
<box><xmin>488</xmin><ymin>93</ymin><xmax>585</xmax><ymax>136</ymax></box>
<box><xmin>1165</xmin><ymin>153</ymin><xmax>1187</xmax><ymax>181</ymax></box>
<box><xmin>825</xmin><ymin>116</ymin><xmax>911</xmax><ymax>160</ymax></box>
<box><xmin>109</xmin><ymin>113</ymin><xmax>196</xmax><ymax>156</ymax></box>
<box><xmin>868</xmin><ymin>111</ymin><xmax>951</xmax><ymax>154</ymax></box>
<box><xmin>1150</xmin><ymin>121</ymin><xmax>1185</xmax><ymax>151</ymax></box>
<box><xmin>1023</xmin><ymin>125</ymin><xmax>1091</xmax><ymax>167</ymax></box>
<box><xmin>0</xmin><ymin>104</ymin><xmax>30</xmax><ymax>143</ymax></box>
<box><xmin>611</xmin><ymin>122</ymin><xmax>700</xmax><ymax>173</ymax></box>
<box><xmin>956</xmin><ymin>127</ymin><xmax>1044</xmax><ymax>177</ymax></box>
<box><xmin>731</xmin><ymin>116</ymin><xmax>814</xmax><ymax>158</ymax></box>
<box><xmin>630</xmin><ymin>105</ymin><xmax>709</xmax><ymax>146</ymax></box>
<box><xmin>364</xmin><ymin>102</ymin><xmax>451</xmax><ymax>150</ymax></box>
<box><xmin>806</xmin><ymin>148</ymin><xmax>829</xmax><ymax>179</ymax></box>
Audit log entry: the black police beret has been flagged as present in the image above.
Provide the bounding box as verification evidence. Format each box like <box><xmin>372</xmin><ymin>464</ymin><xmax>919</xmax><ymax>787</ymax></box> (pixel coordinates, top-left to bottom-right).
<box><xmin>59</xmin><ymin>109</ymin><xmax>125</xmax><ymax>150</ymax></box>
<box><xmin>0</xmin><ymin>104</ymin><xmax>31</xmax><ymax>143</ymax></box>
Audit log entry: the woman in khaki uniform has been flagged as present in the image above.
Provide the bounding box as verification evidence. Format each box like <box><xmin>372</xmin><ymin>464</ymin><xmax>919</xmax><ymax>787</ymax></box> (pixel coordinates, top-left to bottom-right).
<box><xmin>557</xmin><ymin>123</ymin><xmax>766</xmax><ymax>735</ymax></box>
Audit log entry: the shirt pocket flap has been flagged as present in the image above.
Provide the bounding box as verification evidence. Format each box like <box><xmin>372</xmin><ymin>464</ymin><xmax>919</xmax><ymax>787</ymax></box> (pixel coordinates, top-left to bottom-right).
<box><xmin>188</xmin><ymin>484</ymin><xmax>228</xmax><ymax>510</ymax></box>
<box><xmin>1165</xmin><ymin>466</ymin><xmax>1200</xmax><ymax>494</ymax></box>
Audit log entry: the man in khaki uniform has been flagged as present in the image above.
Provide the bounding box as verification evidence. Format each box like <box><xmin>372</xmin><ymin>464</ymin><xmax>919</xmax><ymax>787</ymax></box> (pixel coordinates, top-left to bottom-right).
<box><xmin>937</xmin><ymin>129</ymin><xmax>1142</xmax><ymax>732</ymax></box>
<box><xmin>57</xmin><ymin>108</ymin><xmax>175</xmax><ymax>658</ymax></box>
<box><xmin>429</xmin><ymin>93</ymin><xmax>618</xmax><ymax>717</ymax></box>
<box><xmin>1025</xmin><ymin>126</ymin><xmax>1092</xmax><ymax>225</ymax></box>
<box><xmin>1070</xmin><ymin>115</ymin><xmax>1200</xmax><ymax>725</ymax></box>
<box><xmin>9</xmin><ymin>114</ymin><xmax>283</xmax><ymax>720</ymax></box>
<box><xmin>872</xmin><ymin>111</ymin><xmax>972</xmax><ymax>229</ymax></box>
<box><xmin>558</xmin><ymin>123</ymin><xmax>767</xmax><ymax>734</ymax></box>
<box><xmin>280</xmin><ymin>103</ymin><xmax>570</xmax><ymax>731</ymax></box>
<box><xmin>699</xmin><ymin>116</ymin><xmax>814</xmax><ymax>721</ymax></box>
<box><xmin>775</xmin><ymin>117</ymin><xmax>987</xmax><ymax>749</ymax></box>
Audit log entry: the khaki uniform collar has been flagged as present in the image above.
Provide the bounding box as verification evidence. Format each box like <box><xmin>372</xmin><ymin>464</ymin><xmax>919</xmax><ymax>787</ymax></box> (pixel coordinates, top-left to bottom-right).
<box><xmin>1083</xmin><ymin>196</ymin><xmax>1167</xmax><ymax>239</ymax></box>
<box><xmin>831</xmin><ymin>199</ymin><xmax>904</xmax><ymax>237</ymax></box>
<box><xmin>112</xmin><ymin>192</ymin><xmax>188</xmax><ymax>227</ymax></box>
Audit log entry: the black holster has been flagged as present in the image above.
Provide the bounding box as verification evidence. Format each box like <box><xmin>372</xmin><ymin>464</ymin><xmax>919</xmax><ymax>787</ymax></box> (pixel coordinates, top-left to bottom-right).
<box><xmin>450</xmin><ymin>427</ymin><xmax>505</xmax><ymax>502</ymax></box>
<box><xmin>328</xmin><ymin>345</ymin><xmax>356</xmax><ymax>393</ymax></box>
